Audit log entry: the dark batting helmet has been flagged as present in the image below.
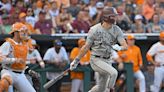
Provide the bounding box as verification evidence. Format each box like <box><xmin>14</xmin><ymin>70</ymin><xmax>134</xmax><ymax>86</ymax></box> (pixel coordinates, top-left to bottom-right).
<box><xmin>101</xmin><ymin>7</ymin><xmax>118</xmax><ymax>24</ymax></box>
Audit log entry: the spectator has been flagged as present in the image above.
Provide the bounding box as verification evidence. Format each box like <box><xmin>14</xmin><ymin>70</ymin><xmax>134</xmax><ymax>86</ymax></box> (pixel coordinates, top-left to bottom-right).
<box><xmin>34</xmin><ymin>11</ymin><xmax>54</xmax><ymax>35</ymax></box>
<box><xmin>70</xmin><ymin>38</ymin><xmax>90</xmax><ymax>92</ymax></box>
<box><xmin>26</xmin><ymin>7</ymin><xmax>37</xmax><ymax>27</ymax></box>
<box><xmin>72</xmin><ymin>11</ymin><xmax>90</xmax><ymax>33</ymax></box>
<box><xmin>1</xmin><ymin>15</ymin><xmax>11</xmax><ymax>33</ymax></box>
<box><xmin>142</xmin><ymin>0</ymin><xmax>155</xmax><ymax>21</ymax></box>
<box><xmin>19</xmin><ymin>12</ymin><xmax>37</xmax><ymax>34</ymax></box>
<box><xmin>49</xmin><ymin>1</ymin><xmax>59</xmax><ymax>30</ymax></box>
<box><xmin>32</xmin><ymin>1</ymin><xmax>42</xmax><ymax>17</ymax></box>
<box><xmin>0</xmin><ymin>0</ymin><xmax>11</xmax><ymax>13</ymax></box>
<box><xmin>116</xmin><ymin>5</ymin><xmax>131</xmax><ymax>33</ymax></box>
<box><xmin>56</xmin><ymin>5</ymin><xmax>73</xmax><ymax>33</ymax></box>
<box><xmin>131</xmin><ymin>14</ymin><xmax>146</xmax><ymax>33</ymax></box>
<box><xmin>147</xmin><ymin>14</ymin><xmax>164</xmax><ymax>33</ymax></box>
<box><xmin>118</xmin><ymin>34</ymin><xmax>146</xmax><ymax>92</ymax></box>
<box><xmin>67</xmin><ymin>0</ymin><xmax>81</xmax><ymax>18</ymax></box>
<box><xmin>88</xmin><ymin>0</ymin><xmax>97</xmax><ymax>19</ymax></box>
<box><xmin>92</xmin><ymin>1</ymin><xmax>104</xmax><ymax>25</ymax></box>
<box><xmin>43</xmin><ymin>39</ymin><xmax>69</xmax><ymax>92</ymax></box>
<box><xmin>49</xmin><ymin>1</ymin><xmax>59</xmax><ymax>18</ymax></box>
<box><xmin>43</xmin><ymin>3</ymin><xmax>51</xmax><ymax>20</ymax></box>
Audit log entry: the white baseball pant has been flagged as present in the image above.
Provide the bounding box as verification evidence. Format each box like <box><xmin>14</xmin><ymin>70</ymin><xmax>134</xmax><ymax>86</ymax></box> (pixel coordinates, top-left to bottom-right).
<box><xmin>71</xmin><ymin>79</ymin><xmax>83</xmax><ymax>92</ymax></box>
<box><xmin>89</xmin><ymin>57</ymin><xmax>118</xmax><ymax>92</ymax></box>
<box><xmin>1</xmin><ymin>69</ymin><xmax>36</xmax><ymax>92</ymax></box>
<box><xmin>134</xmin><ymin>70</ymin><xmax>146</xmax><ymax>92</ymax></box>
<box><xmin>151</xmin><ymin>66</ymin><xmax>164</xmax><ymax>92</ymax></box>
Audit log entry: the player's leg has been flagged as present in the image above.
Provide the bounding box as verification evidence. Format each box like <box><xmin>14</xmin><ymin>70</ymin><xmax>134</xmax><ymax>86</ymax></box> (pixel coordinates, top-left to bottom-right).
<box><xmin>134</xmin><ymin>70</ymin><xmax>146</xmax><ymax>92</ymax></box>
<box><xmin>0</xmin><ymin>69</ymin><xmax>13</xmax><ymax>92</ymax></box>
<box><xmin>71</xmin><ymin>79</ymin><xmax>82</xmax><ymax>92</ymax></box>
<box><xmin>14</xmin><ymin>73</ymin><xmax>36</xmax><ymax>92</ymax></box>
<box><xmin>79</xmin><ymin>79</ymin><xmax>83</xmax><ymax>92</ymax></box>
<box><xmin>89</xmin><ymin>58</ymin><xmax>118</xmax><ymax>92</ymax></box>
<box><xmin>152</xmin><ymin>67</ymin><xmax>163</xmax><ymax>92</ymax></box>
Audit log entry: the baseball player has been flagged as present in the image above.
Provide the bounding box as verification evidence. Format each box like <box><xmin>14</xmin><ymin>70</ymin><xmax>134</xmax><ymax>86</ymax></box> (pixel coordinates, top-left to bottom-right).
<box><xmin>146</xmin><ymin>31</ymin><xmax>164</xmax><ymax>92</ymax></box>
<box><xmin>118</xmin><ymin>34</ymin><xmax>146</xmax><ymax>92</ymax></box>
<box><xmin>70</xmin><ymin>6</ymin><xmax>128</xmax><ymax>92</ymax></box>
<box><xmin>0</xmin><ymin>22</ymin><xmax>36</xmax><ymax>92</ymax></box>
<box><xmin>70</xmin><ymin>38</ymin><xmax>91</xmax><ymax>92</ymax></box>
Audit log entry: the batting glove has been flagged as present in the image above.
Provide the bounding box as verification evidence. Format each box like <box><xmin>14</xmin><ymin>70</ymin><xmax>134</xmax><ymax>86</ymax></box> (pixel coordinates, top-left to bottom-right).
<box><xmin>70</xmin><ymin>58</ymin><xmax>80</xmax><ymax>71</ymax></box>
<box><xmin>112</xmin><ymin>44</ymin><xmax>122</xmax><ymax>51</ymax></box>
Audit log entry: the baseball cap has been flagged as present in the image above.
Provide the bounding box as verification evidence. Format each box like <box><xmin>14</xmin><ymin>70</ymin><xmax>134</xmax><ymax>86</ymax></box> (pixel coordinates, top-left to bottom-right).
<box><xmin>135</xmin><ymin>14</ymin><xmax>143</xmax><ymax>20</ymax></box>
<box><xmin>53</xmin><ymin>39</ymin><xmax>62</xmax><ymax>46</ymax></box>
<box><xmin>19</xmin><ymin>12</ymin><xmax>26</xmax><ymax>18</ymax></box>
<box><xmin>160</xmin><ymin>31</ymin><xmax>164</xmax><ymax>38</ymax></box>
<box><xmin>96</xmin><ymin>2</ymin><xmax>104</xmax><ymax>8</ymax></box>
<box><xmin>9</xmin><ymin>22</ymin><xmax>27</xmax><ymax>34</ymax></box>
<box><xmin>126</xmin><ymin>34</ymin><xmax>135</xmax><ymax>40</ymax></box>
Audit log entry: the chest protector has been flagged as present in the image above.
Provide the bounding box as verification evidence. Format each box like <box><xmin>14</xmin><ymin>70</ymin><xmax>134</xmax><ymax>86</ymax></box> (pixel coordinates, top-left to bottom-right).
<box><xmin>6</xmin><ymin>38</ymin><xmax>28</xmax><ymax>70</ymax></box>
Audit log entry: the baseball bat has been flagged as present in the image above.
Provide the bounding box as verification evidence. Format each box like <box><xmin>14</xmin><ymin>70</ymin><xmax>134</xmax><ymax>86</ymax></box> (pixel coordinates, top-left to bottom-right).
<box><xmin>43</xmin><ymin>68</ymin><xmax>70</xmax><ymax>89</ymax></box>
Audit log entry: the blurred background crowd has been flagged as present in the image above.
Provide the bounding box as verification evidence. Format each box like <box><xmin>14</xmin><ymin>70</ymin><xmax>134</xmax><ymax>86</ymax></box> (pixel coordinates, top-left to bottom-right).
<box><xmin>0</xmin><ymin>0</ymin><xmax>164</xmax><ymax>35</ymax></box>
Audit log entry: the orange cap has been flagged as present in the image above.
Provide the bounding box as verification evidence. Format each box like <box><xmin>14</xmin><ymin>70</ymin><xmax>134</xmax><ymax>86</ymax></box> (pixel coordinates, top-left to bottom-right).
<box><xmin>126</xmin><ymin>34</ymin><xmax>135</xmax><ymax>40</ymax></box>
<box><xmin>9</xmin><ymin>22</ymin><xmax>27</xmax><ymax>34</ymax></box>
<box><xmin>78</xmin><ymin>38</ymin><xmax>86</xmax><ymax>47</ymax></box>
<box><xmin>160</xmin><ymin>31</ymin><xmax>164</xmax><ymax>38</ymax></box>
<box><xmin>19</xmin><ymin>12</ymin><xmax>26</xmax><ymax>18</ymax></box>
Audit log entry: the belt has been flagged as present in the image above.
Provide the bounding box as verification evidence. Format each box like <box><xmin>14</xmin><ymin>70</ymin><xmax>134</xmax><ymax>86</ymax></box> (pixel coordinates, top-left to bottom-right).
<box><xmin>92</xmin><ymin>55</ymin><xmax>110</xmax><ymax>59</ymax></box>
<box><xmin>4</xmin><ymin>68</ymin><xmax>23</xmax><ymax>74</ymax></box>
<box><xmin>12</xmin><ymin>71</ymin><xmax>23</xmax><ymax>74</ymax></box>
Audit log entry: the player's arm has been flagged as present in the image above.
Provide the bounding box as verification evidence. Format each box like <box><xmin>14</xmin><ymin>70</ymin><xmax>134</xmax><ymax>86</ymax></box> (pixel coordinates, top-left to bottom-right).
<box><xmin>119</xmin><ymin>39</ymin><xmax>128</xmax><ymax>51</ymax></box>
<box><xmin>146</xmin><ymin>44</ymin><xmax>160</xmax><ymax>66</ymax></box>
<box><xmin>70</xmin><ymin>42</ymin><xmax>91</xmax><ymax>70</ymax></box>
<box><xmin>76</xmin><ymin>42</ymin><xmax>91</xmax><ymax>60</ymax></box>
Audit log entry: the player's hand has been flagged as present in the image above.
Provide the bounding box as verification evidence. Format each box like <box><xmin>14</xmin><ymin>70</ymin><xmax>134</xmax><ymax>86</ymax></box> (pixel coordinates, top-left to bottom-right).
<box><xmin>70</xmin><ymin>58</ymin><xmax>80</xmax><ymax>71</ymax></box>
<box><xmin>112</xmin><ymin>44</ymin><xmax>122</xmax><ymax>51</ymax></box>
<box><xmin>39</xmin><ymin>61</ymin><xmax>45</xmax><ymax>68</ymax></box>
<box><xmin>16</xmin><ymin>58</ymin><xmax>24</xmax><ymax>64</ymax></box>
<box><xmin>118</xmin><ymin>62</ymin><xmax>124</xmax><ymax>70</ymax></box>
<box><xmin>154</xmin><ymin>62</ymin><xmax>160</xmax><ymax>67</ymax></box>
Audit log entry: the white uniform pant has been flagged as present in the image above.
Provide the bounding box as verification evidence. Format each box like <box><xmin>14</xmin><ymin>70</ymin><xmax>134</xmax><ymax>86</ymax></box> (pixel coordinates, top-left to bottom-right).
<box><xmin>89</xmin><ymin>57</ymin><xmax>118</xmax><ymax>92</ymax></box>
<box><xmin>151</xmin><ymin>66</ymin><xmax>164</xmax><ymax>92</ymax></box>
<box><xmin>71</xmin><ymin>79</ymin><xmax>83</xmax><ymax>92</ymax></box>
<box><xmin>134</xmin><ymin>70</ymin><xmax>146</xmax><ymax>92</ymax></box>
<box><xmin>1</xmin><ymin>69</ymin><xmax>36</xmax><ymax>92</ymax></box>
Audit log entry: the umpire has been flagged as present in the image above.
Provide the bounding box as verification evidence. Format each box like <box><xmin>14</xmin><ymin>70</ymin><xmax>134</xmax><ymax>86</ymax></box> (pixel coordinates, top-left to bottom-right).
<box><xmin>70</xmin><ymin>6</ymin><xmax>128</xmax><ymax>92</ymax></box>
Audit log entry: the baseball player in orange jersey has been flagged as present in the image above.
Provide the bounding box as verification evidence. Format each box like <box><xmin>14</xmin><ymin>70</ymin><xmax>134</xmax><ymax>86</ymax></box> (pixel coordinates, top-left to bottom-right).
<box><xmin>118</xmin><ymin>35</ymin><xmax>146</xmax><ymax>92</ymax></box>
<box><xmin>0</xmin><ymin>22</ymin><xmax>36</xmax><ymax>92</ymax></box>
<box><xmin>70</xmin><ymin>38</ymin><xmax>91</xmax><ymax>92</ymax></box>
<box><xmin>70</xmin><ymin>7</ymin><xmax>128</xmax><ymax>92</ymax></box>
<box><xmin>146</xmin><ymin>31</ymin><xmax>164</xmax><ymax>92</ymax></box>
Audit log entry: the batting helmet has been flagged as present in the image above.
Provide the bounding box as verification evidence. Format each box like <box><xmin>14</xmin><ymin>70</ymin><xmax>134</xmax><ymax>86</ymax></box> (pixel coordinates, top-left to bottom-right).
<box><xmin>101</xmin><ymin>6</ymin><xmax>118</xmax><ymax>24</ymax></box>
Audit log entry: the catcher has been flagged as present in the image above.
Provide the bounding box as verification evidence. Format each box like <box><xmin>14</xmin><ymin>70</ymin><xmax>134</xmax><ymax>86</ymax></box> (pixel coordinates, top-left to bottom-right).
<box><xmin>0</xmin><ymin>22</ymin><xmax>36</xmax><ymax>92</ymax></box>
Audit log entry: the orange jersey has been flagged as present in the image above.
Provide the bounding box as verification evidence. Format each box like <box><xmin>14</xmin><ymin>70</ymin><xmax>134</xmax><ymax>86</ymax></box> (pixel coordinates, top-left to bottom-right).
<box><xmin>6</xmin><ymin>38</ymin><xmax>28</xmax><ymax>70</ymax></box>
<box><xmin>70</xmin><ymin>47</ymin><xmax>91</xmax><ymax>80</ymax></box>
<box><xmin>142</xmin><ymin>4</ymin><xmax>155</xmax><ymax>20</ymax></box>
<box><xmin>118</xmin><ymin>45</ymin><xmax>143</xmax><ymax>72</ymax></box>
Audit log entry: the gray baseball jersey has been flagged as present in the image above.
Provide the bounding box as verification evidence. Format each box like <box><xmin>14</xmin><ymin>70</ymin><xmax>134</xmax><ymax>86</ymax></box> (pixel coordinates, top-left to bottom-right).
<box><xmin>86</xmin><ymin>23</ymin><xmax>124</xmax><ymax>57</ymax></box>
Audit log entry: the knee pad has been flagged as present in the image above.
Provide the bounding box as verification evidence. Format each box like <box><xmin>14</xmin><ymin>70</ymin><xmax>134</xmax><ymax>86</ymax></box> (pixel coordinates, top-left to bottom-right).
<box><xmin>0</xmin><ymin>76</ymin><xmax>12</xmax><ymax>91</ymax></box>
